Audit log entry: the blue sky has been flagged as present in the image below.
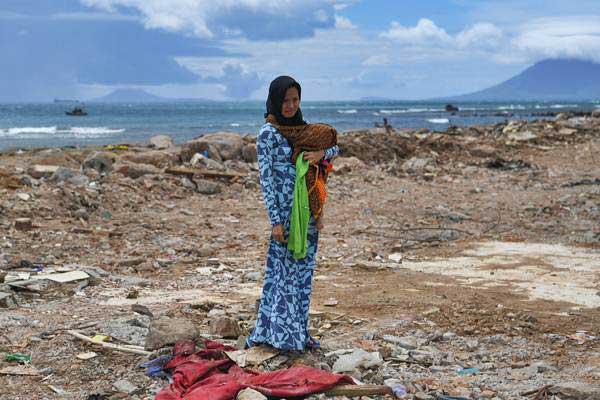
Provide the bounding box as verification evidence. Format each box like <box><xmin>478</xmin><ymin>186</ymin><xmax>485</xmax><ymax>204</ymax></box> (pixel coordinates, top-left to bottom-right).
<box><xmin>1</xmin><ymin>0</ymin><xmax>600</xmax><ymax>101</ymax></box>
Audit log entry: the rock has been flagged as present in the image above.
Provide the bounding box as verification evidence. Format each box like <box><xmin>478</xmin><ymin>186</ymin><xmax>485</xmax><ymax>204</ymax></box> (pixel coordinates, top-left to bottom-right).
<box><xmin>112</xmin><ymin>379</ymin><xmax>138</xmax><ymax>394</ymax></box>
<box><xmin>388</xmin><ymin>253</ymin><xmax>402</xmax><ymax>263</ymax></box>
<box><xmin>181</xmin><ymin>139</ymin><xmax>222</xmax><ymax>162</ymax></box>
<box><xmin>409</xmin><ymin>350</ymin><xmax>434</xmax><ymax>365</ymax></box>
<box><xmin>469</xmin><ymin>145</ymin><xmax>497</xmax><ymax>158</ymax></box>
<box><xmin>382</xmin><ymin>335</ymin><xmax>418</xmax><ymax>350</ymax></box>
<box><xmin>14</xmin><ymin>218</ymin><xmax>32</xmax><ymax>231</ymax></box>
<box><xmin>190</xmin><ymin>153</ymin><xmax>225</xmax><ymax>170</ymax></box>
<box><xmin>17</xmin><ymin>193</ymin><xmax>30</xmax><ymax>201</ymax></box>
<box><xmin>533</xmin><ymin>361</ymin><xmax>558</xmax><ymax>373</ymax></box>
<box><xmin>149</xmin><ymin>135</ymin><xmax>174</xmax><ymax>149</ymax></box>
<box><xmin>333</xmin><ymin>157</ymin><xmax>366</xmax><ymax>175</ymax></box>
<box><xmin>556</xmin><ymin>112</ymin><xmax>571</xmax><ymax>121</ymax></box>
<box><xmin>241</xmin><ymin>143</ymin><xmax>257</xmax><ymax>163</ymax></box>
<box><xmin>195</xmin><ymin>244</ymin><xmax>215</xmax><ymax>257</ymax></box>
<box><xmin>144</xmin><ymin>317</ymin><xmax>199</xmax><ymax>350</ymax></box>
<box><xmin>558</xmin><ymin>128</ymin><xmax>578</xmax><ymax>136</ymax></box>
<box><xmin>236</xmin><ymin>388</ymin><xmax>267</xmax><ymax>400</ymax></box>
<box><xmin>243</xmin><ymin>271</ymin><xmax>262</xmax><ymax>282</ymax></box>
<box><xmin>209</xmin><ymin>316</ymin><xmax>241</xmax><ymax>338</ymax></box>
<box><xmin>73</xmin><ymin>208</ymin><xmax>90</xmax><ymax>221</ymax></box>
<box><xmin>28</xmin><ymin>164</ymin><xmax>60</xmax><ymax>179</ymax></box>
<box><xmin>50</xmin><ymin>167</ymin><xmax>90</xmax><ymax>187</ymax></box>
<box><xmin>592</xmin><ymin>109</ymin><xmax>600</xmax><ymax>119</ymax></box>
<box><xmin>507</xmin><ymin>131</ymin><xmax>537</xmax><ymax>142</ymax></box>
<box><xmin>332</xmin><ymin>348</ymin><xmax>382</xmax><ymax>372</ymax></box>
<box><xmin>83</xmin><ymin>152</ymin><xmax>117</xmax><ymax>174</ymax></box>
<box><xmin>551</xmin><ymin>382</ymin><xmax>600</xmax><ymax>400</ymax></box>
<box><xmin>121</xmin><ymin>151</ymin><xmax>175</xmax><ymax>168</ymax></box>
<box><xmin>195</xmin><ymin>133</ymin><xmax>245</xmax><ymax>161</ymax></box>
<box><xmin>114</xmin><ymin>161</ymin><xmax>161</xmax><ymax>179</ymax></box>
<box><xmin>401</xmin><ymin>157</ymin><xmax>435</xmax><ymax>173</ymax></box>
<box><xmin>0</xmin><ymin>292</ymin><xmax>16</xmax><ymax>308</ymax></box>
<box><xmin>31</xmin><ymin>148</ymin><xmax>80</xmax><ymax>169</ymax></box>
<box><xmin>414</xmin><ymin>393</ymin><xmax>434</xmax><ymax>400</ymax></box>
<box><xmin>195</xmin><ymin>179</ymin><xmax>222</xmax><ymax>195</ymax></box>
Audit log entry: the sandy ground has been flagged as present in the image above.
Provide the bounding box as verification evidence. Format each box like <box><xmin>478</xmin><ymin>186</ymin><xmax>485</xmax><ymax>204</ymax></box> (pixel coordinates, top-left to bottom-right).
<box><xmin>0</xmin><ymin>124</ymin><xmax>599</xmax><ymax>399</ymax></box>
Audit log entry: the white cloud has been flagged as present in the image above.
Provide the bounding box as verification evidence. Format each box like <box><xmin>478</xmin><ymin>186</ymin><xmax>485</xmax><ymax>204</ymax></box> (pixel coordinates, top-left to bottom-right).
<box><xmin>334</xmin><ymin>15</ymin><xmax>356</xmax><ymax>29</ymax></box>
<box><xmin>51</xmin><ymin>12</ymin><xmax>138</xmax><ymax>21</ymax></box>
<box><xmin>510</xmin><ymin>16</ymin><xmax>600</xmax><ymax>63</ymax></box>
<box><xmin>380</xmin><ymin>18</ymin><xmax>503</xmax><ymax>51</ymax></box>
<box><xmin>362</xmin><ymin>55</ymin><xmax>391</xmax><ymax>66</ymax></box>
<box><xmin>80</xmin><ymin>0</ymin><xmax>335</xmax><ymax>39</ymax></box>
<box><xmin>456</xmin><ymin>23</ymin><xmax>503</xmax><ymax>49</ymax></box>
<box><xmin>381</xmin><ymin>18</ymin><xmax>451</xmax><ymax>45</ymax></box>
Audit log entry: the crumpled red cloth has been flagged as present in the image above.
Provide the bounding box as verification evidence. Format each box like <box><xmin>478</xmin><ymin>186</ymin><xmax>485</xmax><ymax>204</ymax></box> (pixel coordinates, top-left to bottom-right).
<box><xmin>156</xmin><ymin>340</ymin><xmax>354</xmax><ymax>400</ymax></box>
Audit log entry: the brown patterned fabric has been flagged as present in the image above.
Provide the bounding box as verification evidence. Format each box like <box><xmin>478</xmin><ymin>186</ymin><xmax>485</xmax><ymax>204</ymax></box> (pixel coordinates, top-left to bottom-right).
<box><xmin>265</xmin><ymin>114</ymin><xmax>337</xmax><ymax>219</ymax></box>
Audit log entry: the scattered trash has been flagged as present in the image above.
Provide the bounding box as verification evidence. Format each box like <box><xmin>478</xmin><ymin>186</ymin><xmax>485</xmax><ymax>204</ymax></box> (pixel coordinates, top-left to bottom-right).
<box><xmin>457</xmin><ymin>367</ymin><xmax>478</xmax><ymax>376</ymax></box>
<box><xmin>324</xmin><ymin>298</ymin><xmax>339</xmax><ymax>307</ymax></box>
<box><xmin>4</xmin><ymin>353</ymin><xmax>32</xmax><ymax>364</ymax></box>
<box><xmin>76</xmin><ymin>352</ymin><xmax>98</xmax><ymax>360</ymax></box>
<box><xmin>332</xmin><ymin>348</ymin><xmax>383</xmax><ymax>372</ymax></box>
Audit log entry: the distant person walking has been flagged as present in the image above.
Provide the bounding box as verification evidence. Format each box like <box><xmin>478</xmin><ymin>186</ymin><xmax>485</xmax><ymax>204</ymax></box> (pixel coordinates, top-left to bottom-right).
<box><xmin>246</xmin><ymin>76</ymin><xmax>339</xmax><ymax>351</ymax></box>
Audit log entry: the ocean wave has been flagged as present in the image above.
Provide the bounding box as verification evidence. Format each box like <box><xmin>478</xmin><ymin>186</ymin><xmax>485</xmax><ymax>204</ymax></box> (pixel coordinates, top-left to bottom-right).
<box><xmin>427</xmin><ymin>118</ymin><xmax>450</xmax><ymax>124</ymax></box>
<box><xmin>497</xmin><ymin>105</ymin><xmax>526</xmax><ymax>110</ymax></box>
<box><xmin>0</xmin><ymin>126</ymin><xmax>125</xmax><ymax>138</ymax></box>
<box><xmin>229</xmin><ymin>123</ymin><xmax>241</xmax><ymax>127</ymax></box>
<box><xmin>380</xmin><ymin>108</ymin><xmax>439</xmax><ymax>114</ymax></box>
<box><xmin>337</xmin><ymin>109</ymin><xmax>357</xmax><ymax>114</ymax></box>
<box><xmin>550</xmin><ymin>104</ymin><xmax>578</xmax><ymax>108</ymax></box>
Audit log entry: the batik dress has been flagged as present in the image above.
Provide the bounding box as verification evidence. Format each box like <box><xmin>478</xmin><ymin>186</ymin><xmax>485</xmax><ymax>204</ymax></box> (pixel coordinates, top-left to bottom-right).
<box><xmin>247</xmin><ymin>122</ymin><xmax>339</xmax><ymax>351</ymax></box>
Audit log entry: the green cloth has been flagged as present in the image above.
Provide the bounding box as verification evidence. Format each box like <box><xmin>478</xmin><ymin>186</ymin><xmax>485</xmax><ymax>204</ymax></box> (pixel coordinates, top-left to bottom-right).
<box><xmin>288</xmin><ymin>152</ymin><xmax>311</xmax><ymax>259</ymax></box>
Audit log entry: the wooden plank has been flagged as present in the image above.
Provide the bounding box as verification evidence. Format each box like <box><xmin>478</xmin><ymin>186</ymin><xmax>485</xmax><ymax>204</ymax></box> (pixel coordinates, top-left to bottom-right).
<box><xmin>324</xmin><ymin>384</ymin><xmax>393</xmax><ymax>397</ymax></box>
<box><xmin>67</xmin><ymin>330</ymin><xmax>151</xmax><ymax>356</ymax></box>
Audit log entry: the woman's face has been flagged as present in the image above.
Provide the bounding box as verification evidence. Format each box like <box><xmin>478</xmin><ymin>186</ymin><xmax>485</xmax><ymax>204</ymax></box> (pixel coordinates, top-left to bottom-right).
<box><xmin>281</xmin><ymin>86</ymin><xmax>300</xmax><ymax>118</ymax></box>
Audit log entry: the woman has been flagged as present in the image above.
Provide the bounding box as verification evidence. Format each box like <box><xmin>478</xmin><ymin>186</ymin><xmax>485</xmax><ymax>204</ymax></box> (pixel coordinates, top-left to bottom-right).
<box><xmin>246</xmin><ymin>76</ymin><xmax>339</xmax><ymax>351</ymax></box>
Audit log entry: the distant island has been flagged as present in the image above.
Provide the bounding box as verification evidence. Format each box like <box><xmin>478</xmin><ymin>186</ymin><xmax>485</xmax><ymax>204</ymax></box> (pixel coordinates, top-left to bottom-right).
<box><xmin>447</xmin><ymin>59</ymin><xmax>600</xmax><ymax>101</ymax></box>
<box><xmin>90</xmin><ymin>88</ymin><xmax>214</xmax><ymax>103</ymax></box>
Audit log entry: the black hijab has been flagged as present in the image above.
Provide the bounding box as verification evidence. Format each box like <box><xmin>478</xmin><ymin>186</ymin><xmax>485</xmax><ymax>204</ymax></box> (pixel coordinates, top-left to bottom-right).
<box><xmin>265</xmin><ymin>75</ymin><xmax>306</xmax><ymax>126</ymax></box>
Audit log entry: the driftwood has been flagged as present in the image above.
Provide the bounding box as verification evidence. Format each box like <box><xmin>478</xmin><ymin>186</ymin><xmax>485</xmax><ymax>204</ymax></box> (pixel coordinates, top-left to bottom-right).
<box><xmin>67</xmin><ymin>330</ymin><xmax>151</xmax><ymax>356</ymax></box>
<box><xmin>166</xmin><ymin>166</ymin><xmax>245</xmax><ymax>180</ymax></box>
<box><xmin>324</xmin><ymin>384</ymin><xmax>392</xmax><ymax>397</ymax></box>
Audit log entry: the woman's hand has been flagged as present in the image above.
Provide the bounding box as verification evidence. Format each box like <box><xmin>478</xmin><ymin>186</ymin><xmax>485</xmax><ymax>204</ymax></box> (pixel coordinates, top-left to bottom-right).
<box><xmin>303</xmin><ymin>150</ymin><xmax>325</xmax><ymax>165</ymax></box>
<box><xmin>271</xmin><ymin>224</ymin><xmax>287</xmax><ymax>243</ymax></box>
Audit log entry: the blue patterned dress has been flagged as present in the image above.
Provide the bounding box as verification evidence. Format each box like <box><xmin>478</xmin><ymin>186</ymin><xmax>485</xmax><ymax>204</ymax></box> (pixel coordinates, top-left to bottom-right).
<box><xmin>247</xmin><ymin>122</ymin><xmax>339</xmax><ymax>351</ymax></box>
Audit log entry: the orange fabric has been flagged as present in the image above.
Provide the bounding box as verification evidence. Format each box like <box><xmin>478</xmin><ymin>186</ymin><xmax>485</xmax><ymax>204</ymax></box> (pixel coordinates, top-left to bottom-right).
<box><xmin>308</xmin><ymin>165</ymin><xmax>328</xmax><ymax>220</ymax></box>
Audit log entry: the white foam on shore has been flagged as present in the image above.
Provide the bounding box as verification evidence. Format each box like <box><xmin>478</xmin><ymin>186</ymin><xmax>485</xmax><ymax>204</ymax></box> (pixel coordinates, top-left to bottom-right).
<box><xmin>380</xmin><ymin>108</ymin><xmax>442</xmax><ymax>114</ymax></box>
<box><xmin>1</xmin><ymin>126</ymin><xmax>125</xmax><ymax>138</ymax></box>
<box><xmin>337</xmin><ymin>109</ymin><xmax>357</xmax><ymax>114</ymax></box>
<box><xmin>427</xmin><ymin>118</ymin><xmax>450</xmax><ymax>124</ymax></box>
<box><xmin>550</xmin><ymin>104</ymin><xmax>578</xmax><ymax>108</ymax></box>
<box><xmin>497</xmin><ymin>105</ymin><xmax>526</xmax><ymax>110</ymax></box>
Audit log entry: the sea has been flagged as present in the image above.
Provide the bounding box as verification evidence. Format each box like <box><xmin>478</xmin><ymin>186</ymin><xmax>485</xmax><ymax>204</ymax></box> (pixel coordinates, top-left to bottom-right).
<box><xmin>1</xmin><ymin>100</ymin><xmax>599</xmax><ymax>150</ymax></box>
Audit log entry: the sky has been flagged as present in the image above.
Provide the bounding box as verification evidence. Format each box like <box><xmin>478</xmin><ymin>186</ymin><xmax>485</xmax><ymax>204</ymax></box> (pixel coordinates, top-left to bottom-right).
<box><xmin>1</xmin><ymin>0</ymin><xmax>600</xmax><ymax>101</ymax></box>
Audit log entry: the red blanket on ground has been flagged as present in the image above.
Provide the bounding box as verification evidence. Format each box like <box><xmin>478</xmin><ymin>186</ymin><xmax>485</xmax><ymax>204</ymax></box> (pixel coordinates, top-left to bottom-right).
<box><xmin>156</xmin><ymin>340</ymin><xmax>354</xmax><ymax>400</ymax></box>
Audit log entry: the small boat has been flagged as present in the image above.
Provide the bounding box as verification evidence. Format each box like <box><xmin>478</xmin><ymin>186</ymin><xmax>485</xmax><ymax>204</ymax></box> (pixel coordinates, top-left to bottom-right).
<box><xmin>65</xmin><ymin>107</ymin><xmax>88</xmax><ymax>116</ymax></box>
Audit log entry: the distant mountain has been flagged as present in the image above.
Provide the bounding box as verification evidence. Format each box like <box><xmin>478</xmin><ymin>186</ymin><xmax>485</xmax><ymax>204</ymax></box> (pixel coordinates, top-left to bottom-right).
<box><xmin>91</xmin><ymin>89</ymin><xmax>165</xmax><ymax>102</ymax></box>
<box><xmin>449</xmin><ymin>59</ymin><xmax>600</xmax><ymax>101</ymax></box>
<box><xmin>90</xmin><ymin>88</ymin><xmax>216</xmax><ymax>103</ymax></box>
<box><xmin>360</xmin><ymin>96</ymin><xmax>394</xmax><ymax>101</ymax></box>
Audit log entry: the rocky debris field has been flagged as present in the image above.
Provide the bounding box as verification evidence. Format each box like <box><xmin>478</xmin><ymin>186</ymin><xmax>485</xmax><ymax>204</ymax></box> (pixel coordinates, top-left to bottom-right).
<box><xmin>0</xmin><ymin>112</ymin><xmax>599</xmax><ymax>400</ymax></box>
